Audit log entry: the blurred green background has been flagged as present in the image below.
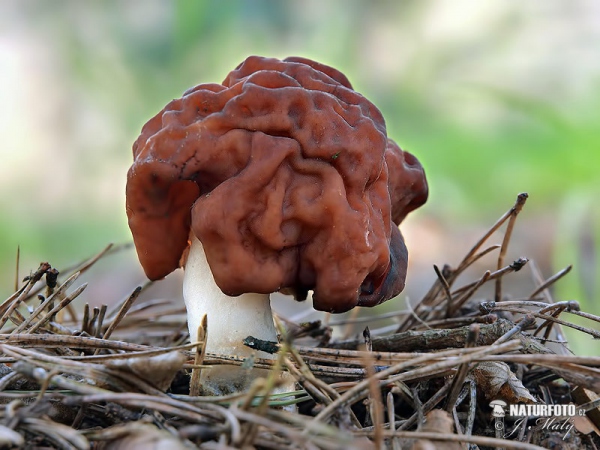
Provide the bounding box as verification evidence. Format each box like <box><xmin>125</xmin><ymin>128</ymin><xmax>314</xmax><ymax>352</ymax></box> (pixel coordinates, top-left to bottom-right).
<box><xmin>1</xmin><ymin>1</ymin><xmax>598</xmax><ymax>352</ymax></box>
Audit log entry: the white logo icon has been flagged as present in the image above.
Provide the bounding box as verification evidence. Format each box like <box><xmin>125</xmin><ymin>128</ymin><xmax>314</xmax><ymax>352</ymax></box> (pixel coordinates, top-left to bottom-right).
<box><xmin>490</xmin><ymin>400</ymin><xmax>507</xmax><ymax>418</ymax></box>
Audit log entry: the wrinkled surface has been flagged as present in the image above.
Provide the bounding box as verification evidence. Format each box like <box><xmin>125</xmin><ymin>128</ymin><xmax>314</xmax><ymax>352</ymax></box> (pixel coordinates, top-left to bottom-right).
<box><xmin>126</xmin><ymin>56</ymin><xmax>428</xmax><ymax>313</ymax></box>
<box><xmin>385</xmin><ymin>139</ymin><xmax>429</xmax><ymax>225</ymax></box>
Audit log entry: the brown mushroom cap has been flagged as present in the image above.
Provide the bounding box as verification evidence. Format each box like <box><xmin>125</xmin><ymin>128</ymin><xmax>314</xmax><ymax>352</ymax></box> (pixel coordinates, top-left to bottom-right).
<box><xmin>126</xmin><ymin>56</ymin><xmax>428</xmax><ymax>313</ymax></box>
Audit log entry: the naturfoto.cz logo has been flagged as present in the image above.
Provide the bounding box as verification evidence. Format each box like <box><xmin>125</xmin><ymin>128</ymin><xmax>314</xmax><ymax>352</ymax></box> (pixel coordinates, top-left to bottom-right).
<box><xmin>490</xmin><ymin>401</ymin><xmax>584</xmax><ymax>439</ymax></box>
<box><xmin>509</xmin><ymin>404</ymin><xmax>577</xmax><ymax>417</ymax></box>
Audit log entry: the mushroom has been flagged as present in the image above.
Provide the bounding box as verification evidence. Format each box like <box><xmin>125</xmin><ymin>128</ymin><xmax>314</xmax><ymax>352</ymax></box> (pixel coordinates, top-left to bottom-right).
<box><xmin>126</xmin><ymin>56</ymin><xmax>428</xmax><ymax>395</ymax></box>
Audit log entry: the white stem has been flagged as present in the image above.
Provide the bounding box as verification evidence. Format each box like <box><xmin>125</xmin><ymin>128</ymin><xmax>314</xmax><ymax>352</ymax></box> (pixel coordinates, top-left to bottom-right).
<box><xmin>183</xmin><ymin>235</ymin><xmax>293</xmax><ymax>396</ymax></box>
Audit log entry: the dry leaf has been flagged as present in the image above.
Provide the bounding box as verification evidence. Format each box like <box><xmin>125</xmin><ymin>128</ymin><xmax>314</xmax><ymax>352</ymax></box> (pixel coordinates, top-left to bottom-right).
<box><xmin>471</xmin><ymin>361</ymin><xmax>536</xmax><ymax>403</ymax></box>
<box><xmin>572</xmin><ymin>385</ymin><xmax>600</xmax><ymax>432</ymax></box>
<box><xmin>409</xmin><ymin>410</ymin><xmax>463</xmax><ymax>450</ymax></box>
<box><xmin>102</xmin><ymin>425</ymin><xmax>189</xmax><ymax>450</ymax></box>
<box><xmin>105</xmin><ymin>351</ymin><xmax>187</xmax><ymax>391</ymax></box>
<box><xmin>572</xmin><ymin>415</ymin><xmax>599</xmax><ymax>435</ymax></box>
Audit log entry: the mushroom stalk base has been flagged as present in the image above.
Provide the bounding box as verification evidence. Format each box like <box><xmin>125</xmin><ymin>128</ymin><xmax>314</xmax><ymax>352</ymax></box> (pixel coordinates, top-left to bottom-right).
<box><xmin>183</xmin><ymin>235</ymin><xmax>293</xmax><ymax>397</ymax></box>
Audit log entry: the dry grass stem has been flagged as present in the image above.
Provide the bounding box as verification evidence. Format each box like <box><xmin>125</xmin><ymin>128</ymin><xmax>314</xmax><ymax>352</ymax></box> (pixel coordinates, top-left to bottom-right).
<box><xmin>495</xmin><ymin>192</ymin><xmax>528</xmax><ymax>302</ymax></box>
<box><xmin>190</xmin><ymin>315</ymin><xmax>208</xmax><ymax>397</ymax></box>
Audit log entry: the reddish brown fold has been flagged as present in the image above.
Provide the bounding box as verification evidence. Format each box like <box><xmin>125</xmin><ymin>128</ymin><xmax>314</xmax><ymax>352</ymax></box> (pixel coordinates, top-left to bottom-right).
<box><xmin>126</xmin><ymin>55</ymin><xmax>428</xmax><ymax>313</ymax></box>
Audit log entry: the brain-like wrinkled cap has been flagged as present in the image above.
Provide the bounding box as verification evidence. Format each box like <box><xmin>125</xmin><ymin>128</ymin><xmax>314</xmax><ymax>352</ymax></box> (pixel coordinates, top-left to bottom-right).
<box><xmin>126</xmin><ymin>56</ymin><xmax>428</xmax><ymax>313</ymax></box>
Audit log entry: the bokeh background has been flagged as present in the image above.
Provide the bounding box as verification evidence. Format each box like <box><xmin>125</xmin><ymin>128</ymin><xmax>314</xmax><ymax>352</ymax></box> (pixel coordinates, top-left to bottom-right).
<box><xmin>2</xmin><ymin>1</ymin><xmax>599</xmax><ymax>353</ymax></box>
